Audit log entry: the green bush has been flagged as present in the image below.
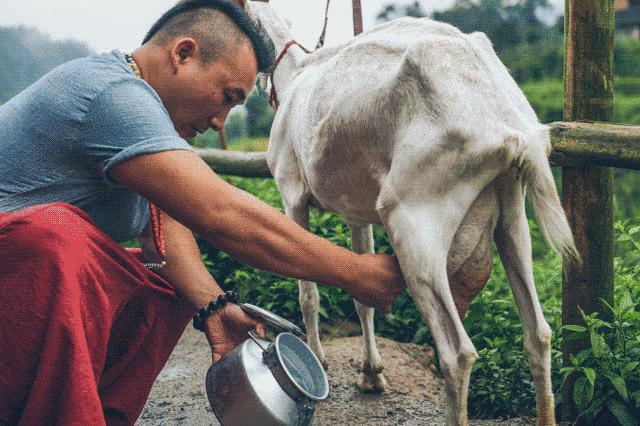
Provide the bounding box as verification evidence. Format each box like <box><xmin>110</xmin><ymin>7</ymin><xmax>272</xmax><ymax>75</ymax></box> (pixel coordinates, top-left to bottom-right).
<box><xmin>521</xmin><ymin>77</ymin><xmax>640</xmax><ymax>125</ymax></box>
<box><xmin>614</xmin><ymin>38</ymin><xmax>640</xmax><ymax>78</ymax></box>
<box><xmin>560</xmin><ymin>222</ymin><xmax>640</xmax><ymax>424</ymax></box>
<box><xmin>560</xmin><ymin>300</ymin><xmax>640</xmax><ymax>425</ymax></box>
<box><xmin>498</xmin><ymin>35</ymin><xmax>640</xmax><ymax>84</ymax></box>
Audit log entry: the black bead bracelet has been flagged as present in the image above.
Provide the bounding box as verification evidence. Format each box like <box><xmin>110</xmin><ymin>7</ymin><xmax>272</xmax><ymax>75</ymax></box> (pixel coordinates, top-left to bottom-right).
<box><xmin>193</xmin><ymin>290</ymin><xmax>240</xmax><ymax>332</ymax></box>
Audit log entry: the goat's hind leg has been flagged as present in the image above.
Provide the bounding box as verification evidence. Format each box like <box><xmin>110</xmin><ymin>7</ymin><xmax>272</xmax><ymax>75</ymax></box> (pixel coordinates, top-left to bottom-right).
<box><xmin>494</xmin><ymin>172</ymin><xmax>556</xmax><ymax>426</ymax></box>
<box><xmin>348</xmin><ymin>223</ymin><xmax>388</xmax><ymax>392</ymax></box>
<box><xmin>379</xmin><ymin>202</ymin><xmax>478</xmax><ymax>426</ymax></box>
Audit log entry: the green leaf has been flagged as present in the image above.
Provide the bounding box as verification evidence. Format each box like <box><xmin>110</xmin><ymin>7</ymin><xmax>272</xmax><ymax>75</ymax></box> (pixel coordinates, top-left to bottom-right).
<box><xmin>609</xmin><ymin>375</ymin><xmax>629</xmax><ymax>401</ymax></box>
<box><xmin>619</xmin><ymin>234</ymin><xmax>631</xmax><ymax>242</ymax></box>
<box><xmin>619</xmin><ymin>291</ymin><xmax>635</xmax><ymax>313</ymax></box>
<box><xmin>606</xmin><ymin>399</ymin><xmax>637</xmax><ymax>426</ymax></box>
<box><xmin>573</xmin><ymin>376</ymin><xmax>594</xmax><ymax>411</ymax></box>
<box><xmin>583</xmin><ymin>367</ymin><xmax>596</xmax><ymax>387</ymax></box>
<box><xmin>624</xmin><ymin>362</ymin><xmax>640</xmax><ymax>376</ymax></box>
<box><xmin>562</xmin><ymin>324</ymin><xmax>587</xmax><ymax>333</ymax></box>
<box><xmin>591</xmin><ymin>332</ymin><xmax>611</xmax><ymax>357</ymax></box>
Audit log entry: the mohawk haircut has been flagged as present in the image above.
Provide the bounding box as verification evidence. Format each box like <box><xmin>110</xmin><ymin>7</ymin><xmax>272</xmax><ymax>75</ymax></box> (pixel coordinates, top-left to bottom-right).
<box><xmin>143</xmin><ymin>0</ymin><xmax>275</xmax><ymax>73</ymax></box>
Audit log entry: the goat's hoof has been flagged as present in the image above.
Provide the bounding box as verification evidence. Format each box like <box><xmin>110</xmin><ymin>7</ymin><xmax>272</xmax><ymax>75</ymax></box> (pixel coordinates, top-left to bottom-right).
<box><xmin>321</xmin><ymin>359</ymin><xmax>329</xmax><ymax>371</ymax></box>
<box><xmin>357</xmin><ymin>372</ymin><xmax>388</xmax><ymax>393</ymax></box>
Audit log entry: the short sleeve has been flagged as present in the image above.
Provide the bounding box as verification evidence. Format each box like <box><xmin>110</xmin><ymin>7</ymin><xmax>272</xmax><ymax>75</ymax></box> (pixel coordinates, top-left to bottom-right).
<box><xmin>80</xmin><ymin>77</ymin><xmax>194</xmax><ymax>184</ymax></box>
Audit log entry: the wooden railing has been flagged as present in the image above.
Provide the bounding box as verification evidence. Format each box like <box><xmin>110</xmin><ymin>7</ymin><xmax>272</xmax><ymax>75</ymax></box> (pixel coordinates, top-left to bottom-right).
<box><xmin>197</xmin><ymin>121</ymin><xmax>640</xmax><ymax>178</ymax></box>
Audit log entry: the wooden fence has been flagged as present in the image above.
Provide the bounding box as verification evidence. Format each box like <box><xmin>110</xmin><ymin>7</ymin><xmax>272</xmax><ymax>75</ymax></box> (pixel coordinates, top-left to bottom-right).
<box><xmin>197</xmin><ymin>121</ymin><xmax>640</xmax><ymax>177</ymax></box>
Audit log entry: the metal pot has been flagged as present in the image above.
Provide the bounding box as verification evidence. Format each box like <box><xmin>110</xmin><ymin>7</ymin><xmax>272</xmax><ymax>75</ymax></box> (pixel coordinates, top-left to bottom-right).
<box><xmin>206</xmin><ymin>304</ymin><xmax>329</xmax><ymax>426</ymax></box>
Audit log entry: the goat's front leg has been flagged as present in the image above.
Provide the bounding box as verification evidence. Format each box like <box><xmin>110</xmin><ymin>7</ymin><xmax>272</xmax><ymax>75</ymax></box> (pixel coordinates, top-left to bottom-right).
<box><xmin>348</xmin><ymin>223</ymin><xmax>388</xmax><ymax>392</ymax></box>
<box><xmin>283</xmin><ymin>203</ymin><xmax>326</xmax><ymax>369</ymax></box>
<box><xmin>495</xmin><ymin>175</ymin><xmax>555</xmax><ymax>426</ymax></box>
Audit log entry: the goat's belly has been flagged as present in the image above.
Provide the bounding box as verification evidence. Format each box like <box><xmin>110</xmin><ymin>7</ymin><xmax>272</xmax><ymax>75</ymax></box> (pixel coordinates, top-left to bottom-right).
<box><xmin>308</xmin><ymin>180</ymin><xmax>383</xmax><ymax>226</ymax></box>
<box><xmin>302</xmin><ymin>143</ymin><xmax>389</xmax><ymax>226</ymax></box>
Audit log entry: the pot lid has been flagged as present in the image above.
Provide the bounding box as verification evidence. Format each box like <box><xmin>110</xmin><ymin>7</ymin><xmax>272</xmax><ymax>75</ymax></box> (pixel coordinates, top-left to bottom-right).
<box><xmin>240</xmin><ymin>303</ymin><xmax>306</xmax><ymax>340</ymax></box>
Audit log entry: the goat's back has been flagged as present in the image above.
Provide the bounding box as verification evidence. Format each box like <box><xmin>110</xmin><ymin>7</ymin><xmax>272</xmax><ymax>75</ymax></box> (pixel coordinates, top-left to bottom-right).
<box><xmin>269</xmin><ymin>17</ymin><xmax>545</xmax><ymax>223</ymax></box>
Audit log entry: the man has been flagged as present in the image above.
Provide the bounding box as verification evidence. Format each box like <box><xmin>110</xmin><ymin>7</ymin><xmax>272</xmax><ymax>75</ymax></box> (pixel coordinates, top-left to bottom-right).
<box><xmin>0</xmin><ymin>0</ymin><xmax>405</xmax><ymax>424</ymax></box>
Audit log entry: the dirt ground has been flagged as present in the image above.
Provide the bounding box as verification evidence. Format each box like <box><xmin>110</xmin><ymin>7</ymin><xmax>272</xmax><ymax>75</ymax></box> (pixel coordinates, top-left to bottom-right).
<box><xmin>138</xmin><ymin>323</ymin><xmax>537</xmax><ymax>426</ymax></box>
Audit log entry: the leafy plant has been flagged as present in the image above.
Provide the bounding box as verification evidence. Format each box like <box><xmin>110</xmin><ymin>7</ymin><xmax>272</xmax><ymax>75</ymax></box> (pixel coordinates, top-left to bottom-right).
<box><xmin>560</xmin><ymin>298</ymin><xmax>640</xmax><ymax>425</ymax></box>
<box><xmin>558</xmin><ymin>220</ymin><xmax>640</xmax><ymax>425</ymax></box>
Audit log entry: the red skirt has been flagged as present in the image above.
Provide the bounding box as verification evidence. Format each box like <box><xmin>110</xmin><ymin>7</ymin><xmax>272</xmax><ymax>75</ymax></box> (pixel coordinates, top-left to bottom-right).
<box><xmin>0</xmin><ymin>202</ymin><xmax>195</xmax><ymax>425</ymax></box>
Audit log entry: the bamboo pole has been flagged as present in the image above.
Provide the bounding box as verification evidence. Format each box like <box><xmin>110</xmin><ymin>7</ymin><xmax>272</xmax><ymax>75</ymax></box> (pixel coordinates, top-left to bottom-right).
<box><xmin>561</xmin><ymin>0</ymin><xmax>615</xmax><ymax>421</ymax></box>
<box><xmin>197</xmin><ymin>122</ymin><xmax>640</xmax><ymax>178</ymax></box>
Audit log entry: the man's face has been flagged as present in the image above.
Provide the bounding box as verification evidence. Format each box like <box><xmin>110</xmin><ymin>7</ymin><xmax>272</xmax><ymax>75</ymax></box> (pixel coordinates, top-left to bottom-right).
<box><xmin>164</xmin><ymin>42</ymin><xmax>258</xmax><ymax>139</ymax></box>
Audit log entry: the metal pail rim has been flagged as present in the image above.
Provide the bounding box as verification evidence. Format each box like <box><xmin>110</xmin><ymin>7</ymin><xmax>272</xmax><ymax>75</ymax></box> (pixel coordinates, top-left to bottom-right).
<box><xmin>273</xmin><ymin>332</ymin><xmax>329</xmax><ymax>401</ymax></box>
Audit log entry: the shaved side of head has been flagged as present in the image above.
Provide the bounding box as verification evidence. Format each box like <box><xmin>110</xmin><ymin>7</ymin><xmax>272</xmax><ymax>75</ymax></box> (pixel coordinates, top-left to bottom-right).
<box><xmin>144</xmin><ymin>0</ymin><xmax>274</xmax><ymax>72</ymax></box>
<box><xmin>147</xmin><ymin>9</ymin><xmax>244</xmax><ymax>65</ymax></box>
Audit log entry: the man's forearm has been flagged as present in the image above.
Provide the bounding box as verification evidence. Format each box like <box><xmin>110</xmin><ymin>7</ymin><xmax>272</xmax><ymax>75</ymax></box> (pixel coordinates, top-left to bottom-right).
<box><xmin>139</xmin><ymin>214</ymin><xmax>223</xmax><ymax>309</ymax></box>
<box><xmin>193</xmin><ymin>185</ymin><xmax>369</xmax><ymax>294</ymax></box>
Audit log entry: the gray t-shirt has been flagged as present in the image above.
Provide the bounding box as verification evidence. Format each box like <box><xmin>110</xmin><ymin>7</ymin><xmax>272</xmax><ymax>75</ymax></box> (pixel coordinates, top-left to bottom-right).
<box><xmin>0</xmin><ymin>50</ymin><xmax>194</xmax><ymax>242</ymax></box>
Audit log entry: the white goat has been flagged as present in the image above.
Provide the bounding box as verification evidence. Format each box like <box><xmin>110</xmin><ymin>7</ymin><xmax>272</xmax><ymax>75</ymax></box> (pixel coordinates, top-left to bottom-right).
<box><xmin>240</xmin><ymin>1</ymin><xmax>577</xmax><ymax>424</ymax></box>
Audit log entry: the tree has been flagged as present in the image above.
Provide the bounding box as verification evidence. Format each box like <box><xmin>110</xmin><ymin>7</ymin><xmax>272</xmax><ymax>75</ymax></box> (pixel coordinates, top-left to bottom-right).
<box><xmin>0</xmin><ymin>26</ymin><xmax>93</xmax><ymax>105</ymax></box>
<box><xmin>376</xmin><ymin>1</ymin><xmax>426</xmax><ymax>22</ymax></box>
<box><xmin>376</xmin><ymin>0</ymin><xmax>555</xmax><ymax>54</ymax></box>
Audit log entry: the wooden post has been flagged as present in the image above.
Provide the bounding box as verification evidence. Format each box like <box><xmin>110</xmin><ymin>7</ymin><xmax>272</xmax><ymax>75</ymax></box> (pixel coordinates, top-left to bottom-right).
<box><xmin>352</xmin><ymin>0</ymin><xmax>363</xmax><ymax>36</ymax></box>
<box><xmin>562</xmin><ymin>0</ymin><xmax>615</xmax><ymax>421</ymax></box>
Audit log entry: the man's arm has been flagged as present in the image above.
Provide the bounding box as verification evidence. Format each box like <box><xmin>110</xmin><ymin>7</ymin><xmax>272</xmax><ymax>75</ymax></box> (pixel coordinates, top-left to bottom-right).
<box><xmin>138</xmin><ymin>212</ymin><xmax>222</xmax><ymax>308</ymax></box>
<box><xmin>110</xmin><ymin>149</ymin><xmax>404</xmax><ymax>313</ymax></box>
<box><xmin>138</xmin><ymin>213</ymin><xmax>266</xmax><ymax>362</ymax></box>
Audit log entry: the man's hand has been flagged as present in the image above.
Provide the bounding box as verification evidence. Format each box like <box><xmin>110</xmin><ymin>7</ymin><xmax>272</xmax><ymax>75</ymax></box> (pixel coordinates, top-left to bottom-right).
<box><xmin>345</xmin><ymin>254</ymin><xmax>406</xmax><ymax>314</ymax></box>
<box><xmin>204</xmin><ymin>304</ymin><xmax>267</xmax><ymax>363</ymax></box>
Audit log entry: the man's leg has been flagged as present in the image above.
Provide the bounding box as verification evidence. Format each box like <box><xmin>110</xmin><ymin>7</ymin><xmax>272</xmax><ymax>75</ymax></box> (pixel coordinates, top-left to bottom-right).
<box><xmin>0</xmin><ymin>203</ymin><xmax>194</xmax><ymax>425</ymax></box>
<box><xmin>98</xmin><ymin>279</ymin><xmax>194</xmax><ymax>425</ymax></box>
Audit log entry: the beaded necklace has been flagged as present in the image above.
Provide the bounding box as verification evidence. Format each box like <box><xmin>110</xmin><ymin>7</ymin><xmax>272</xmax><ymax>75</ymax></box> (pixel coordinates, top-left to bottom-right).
<box><xmin>125</xmin><ymin>53</ymin><xmax>166</xmax><ymax>268</ymax></box>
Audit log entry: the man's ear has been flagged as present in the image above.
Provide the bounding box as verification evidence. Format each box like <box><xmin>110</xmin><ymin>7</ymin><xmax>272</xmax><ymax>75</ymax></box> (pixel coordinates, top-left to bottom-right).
<box><xmin>170</xmin><ymin>38</ymin><xmax>198</xmax><ymax>70</ymax></box>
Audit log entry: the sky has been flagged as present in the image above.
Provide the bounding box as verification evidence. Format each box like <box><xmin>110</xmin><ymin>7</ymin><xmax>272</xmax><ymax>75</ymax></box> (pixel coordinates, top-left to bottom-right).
<box><xmin>0</xmin><ymin>0</ymin><xmax>564</xmax><ymax>53</ymax></box>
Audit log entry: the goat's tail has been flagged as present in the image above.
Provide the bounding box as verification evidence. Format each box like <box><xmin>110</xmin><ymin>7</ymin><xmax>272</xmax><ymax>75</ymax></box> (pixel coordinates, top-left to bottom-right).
<box><xmin>522</xmin><ymin>126</ymin><xmax>580</xmax><ymax>265</ymax></box>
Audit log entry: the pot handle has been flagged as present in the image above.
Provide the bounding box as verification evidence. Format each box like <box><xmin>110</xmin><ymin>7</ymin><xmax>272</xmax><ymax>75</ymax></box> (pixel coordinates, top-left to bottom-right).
<box><xmin>247</xmin><ymin>330</ymin><xmax>269</xmax><ymax>351</ymax></box>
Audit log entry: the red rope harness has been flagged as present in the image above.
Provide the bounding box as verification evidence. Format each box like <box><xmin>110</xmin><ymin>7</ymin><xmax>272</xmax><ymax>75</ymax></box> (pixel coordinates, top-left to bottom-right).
<box><xmin>268</xmin><ymin>40</ymin><xmax>311</xmax><ymax>111</ymax></box>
